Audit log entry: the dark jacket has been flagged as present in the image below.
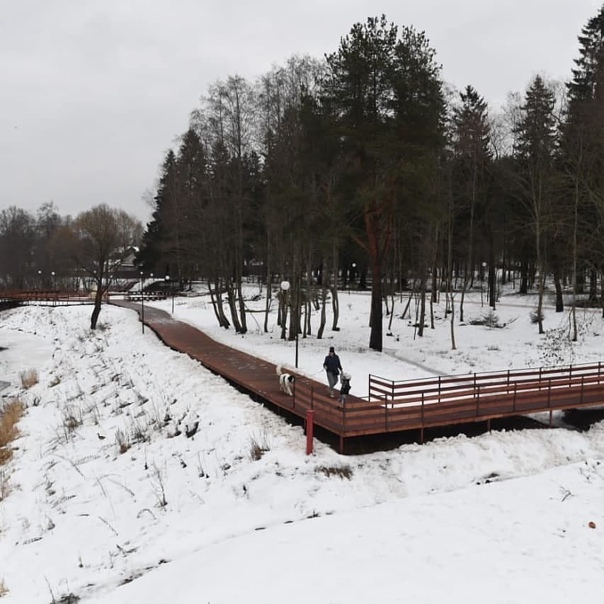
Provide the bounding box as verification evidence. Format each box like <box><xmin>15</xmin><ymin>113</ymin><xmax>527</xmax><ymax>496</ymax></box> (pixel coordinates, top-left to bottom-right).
<box><xmin>340</xmin><ymin>378</ymin><xmax>351</xmax><ymax>395</ymax></box>
<box><xmin>323</xmin><ymin>352</ymin><xmax>342</xmax><ymax>375</ymax></box>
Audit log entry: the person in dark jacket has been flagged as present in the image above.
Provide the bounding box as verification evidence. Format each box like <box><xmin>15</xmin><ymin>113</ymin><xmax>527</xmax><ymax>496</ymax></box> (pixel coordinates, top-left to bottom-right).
<box><xmin>323</xmin><ymin>346</ymin><xmax>343</xmax><ymax>398</ymax></box>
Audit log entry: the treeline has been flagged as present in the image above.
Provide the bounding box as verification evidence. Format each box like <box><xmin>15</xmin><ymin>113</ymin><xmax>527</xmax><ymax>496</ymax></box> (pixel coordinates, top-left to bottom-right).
<box><xmin>0</xmin><ymin>202</ymin><xmax>142</xmax><ymax>328</ymax></box>
<box><xmin>135</xmin><ymin>9</ymin><xmax>604</xmax><ymax>351</ymax></box>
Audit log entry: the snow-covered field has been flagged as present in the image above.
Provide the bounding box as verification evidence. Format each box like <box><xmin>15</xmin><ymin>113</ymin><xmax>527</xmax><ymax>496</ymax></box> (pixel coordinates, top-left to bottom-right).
<box><xmin>1</xmin><ymin>286</ymin><xmax>604</xmax><ymax>603</ymax></box>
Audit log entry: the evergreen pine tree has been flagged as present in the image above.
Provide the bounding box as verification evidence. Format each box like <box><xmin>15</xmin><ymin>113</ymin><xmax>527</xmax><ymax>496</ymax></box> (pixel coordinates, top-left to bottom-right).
<box><xmin>450</xmin><ymin>85</ymin><xmax>492</xmax><ymax>317</ymax></box>
<box><xmin>513</xmin><ymin>75</ymin><xmax>558</xmax><ymax>331</ymax></box>
<box><xmin>324</xmin><ymin>15</ymin><xmax>446</xmax><ymax>351</ymax></box>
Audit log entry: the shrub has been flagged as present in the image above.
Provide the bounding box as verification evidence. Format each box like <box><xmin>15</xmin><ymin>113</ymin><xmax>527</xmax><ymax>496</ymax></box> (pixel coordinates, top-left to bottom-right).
<box><xmin>0</xmin><ymin>579</ymin><xmax>8</xmax><ymax>597</ymax></box>
<box><xmin>19</xmin><ymin>369</ymin><xmax>39</xmax><ymax>389</ymax></box>
<box><xmin>469</xmin><ymin>311</ymin><xmax>504</xmax><ymax>329</ymax></box>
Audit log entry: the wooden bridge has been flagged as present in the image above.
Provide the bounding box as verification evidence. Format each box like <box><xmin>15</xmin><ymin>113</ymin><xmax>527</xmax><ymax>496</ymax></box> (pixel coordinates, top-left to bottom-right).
<box><xmin>109</xmin><ymin>301</ymin><xmax>604</xmax><ymax>453</ymax></box>
<box><xmin>0</xmin><ymin>289</ymin><xmax>169</xmax><ymax>305</ymax></box>
<box><xmin>0</xmin><ymin>289</ymin><xmax>93</xmax><ymax>305</ymax></box>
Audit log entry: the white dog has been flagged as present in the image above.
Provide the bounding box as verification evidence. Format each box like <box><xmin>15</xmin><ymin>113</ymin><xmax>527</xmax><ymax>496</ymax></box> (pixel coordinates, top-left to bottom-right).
<box><xmin>276</xmin><ymin>364</ymin><xmax>295</xmax><ymax>396</ymax></box>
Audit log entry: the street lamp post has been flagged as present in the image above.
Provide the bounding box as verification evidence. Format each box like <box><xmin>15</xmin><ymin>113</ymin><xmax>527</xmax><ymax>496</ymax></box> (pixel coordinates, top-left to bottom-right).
<box><xmin>295</xmin><ymin>282</ymin><xmax>300</xmax><ymax>369</ymax></box>
<box><xmin>481</xmin><ymin>262</ymin><xmax>487</xmax><ymax>307</ymax></box>
<box><xmin>165</xmin><ymin>275</ymin><xmax>174</xmax><ymax>314</ymax></box>
<box><xmin>107</xmin><ymin>274</ymin><xmax>114</xmax><ymax>302</ymax></box>
<box><xmin>280</xmin><ymin>279</ymin><xmax>299</xmax><ymax>368</ymax></box>
<box><xmin>140</xmin><ymin>271</ymin><xmax>145</xmax><ymax>334</ymax></box>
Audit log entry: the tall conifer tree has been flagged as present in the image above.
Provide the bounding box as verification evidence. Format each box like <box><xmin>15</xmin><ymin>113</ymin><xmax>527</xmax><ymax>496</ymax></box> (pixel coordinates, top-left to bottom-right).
<box><xmin>324</xmin><ymin>15</ymin><xmax>446</xmax><ymax>351</ymax></box>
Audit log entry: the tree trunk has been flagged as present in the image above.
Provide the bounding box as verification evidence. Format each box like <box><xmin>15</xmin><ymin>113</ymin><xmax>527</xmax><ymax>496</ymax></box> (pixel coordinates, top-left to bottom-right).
<box><xmin>225</xmin><ymin>280</ymin><xmax>243</xmax><ymax>333</ymax></box>
<box><xmin>520</xmin><ymin>259</ymin><xmax>529</xmax><ymax>294</ymax></box>
<box><xmin>369</xmin><ymin>270</ymin><xmax>383</xmax><ymax>350</ymax></box>
<box><xmin>330</xmin><ymin>286</ymin><xmax>340</xmax><ymax>332</ymax></box>
<box><xmin>417</xmin><ymin>277</ymin><xmax>427</xmax><ymax>337</ymax></box>
<box><xmin>553</xmin><ymin>262</ymin><xmax>564</xmax><ymax>313</ymax></box>
<box><xmin>236</xmin><ymin>280</ymin><xmax>247</xmax><ymax>334</ymax></box>
<box><xmin>90</xmin><ymin>265</ymin><xmax>106</xmax><ymax>329</ymax></box>
<box><xmin>330</xmin><ymin>245</ymin><xmax>340</xmax><ymax>332</ymax></box>
<box><xmin>90</xmin><ymin>285</ymin><xmax>104</xmax><ymax>330</ymax></box>
<box><xmin>263</xmin><ymin>263</ymin><xmax>271</xmax><ymax>333</ymax></box>
<box><xmin>209</xmin><ymin>278</ymin><xmax>230</xmax><ymax>328</ymax></box>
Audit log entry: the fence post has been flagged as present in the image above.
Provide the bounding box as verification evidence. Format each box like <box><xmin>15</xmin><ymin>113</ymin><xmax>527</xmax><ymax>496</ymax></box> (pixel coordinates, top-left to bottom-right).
<box><xmin>384</xmin><ymin>394</ymin><xmax>389</xmax><ymax>431</ymax></box>
<box><xmin>421</xmin><ymin>391</ymin><xmax>425</xmax><ymax>434</ymax></box>
<box><xmin>306</xmin><ymin>410</ymin><xmax>315</xmax><ymax>455</ymax></box>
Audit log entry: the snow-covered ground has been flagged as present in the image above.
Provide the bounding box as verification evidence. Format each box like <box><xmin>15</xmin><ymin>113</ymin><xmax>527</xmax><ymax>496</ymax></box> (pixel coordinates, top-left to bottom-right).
<box><xmin>1</xmin><ymin>286</ymin><xmax>604</xmax><ymax>603</ymax></box>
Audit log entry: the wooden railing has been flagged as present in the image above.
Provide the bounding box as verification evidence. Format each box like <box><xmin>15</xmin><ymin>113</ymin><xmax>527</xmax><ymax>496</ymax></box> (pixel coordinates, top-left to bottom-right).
<box><xmin>0</xmin><ymin>290</ymin><xmax>93</xmax><ymax>304</ymax></box>
<box><xmin>0</xmin><ymin>289</ymin><xmax>171</xmax><ymax>304</ymax></box>
<box><xmin>290</xmin><ymin>380</ymin><xmax>346</xmax><ymax>433</ymax></box>
<box><xmin>125</xmin><ymin>291</ymin><xmax>169</xmax><ymax>301</ymax></box>
<box><xmin>286</xmin><ymin>362</ymin><xmax>604</xmax><ymax>443</ymax></box>
<box><xmin>360</xmin><ymin>362</ymin><xmax>604</xmax><ymax>438</ymax></box>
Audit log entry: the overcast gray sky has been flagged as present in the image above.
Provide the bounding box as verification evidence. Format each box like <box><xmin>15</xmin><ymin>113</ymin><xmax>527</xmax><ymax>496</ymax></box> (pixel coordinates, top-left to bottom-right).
<box><xmin>1</xmin><ymin>0</ymin><xmax>601</xmax><ymax>224</ymax></box>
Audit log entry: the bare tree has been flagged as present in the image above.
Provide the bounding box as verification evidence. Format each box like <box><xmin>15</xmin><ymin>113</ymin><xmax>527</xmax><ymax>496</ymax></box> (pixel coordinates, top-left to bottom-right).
<box><xmin>71</xmin><ymin>205</ymin><xmax>142</xmax><ymax>329</ymax></box>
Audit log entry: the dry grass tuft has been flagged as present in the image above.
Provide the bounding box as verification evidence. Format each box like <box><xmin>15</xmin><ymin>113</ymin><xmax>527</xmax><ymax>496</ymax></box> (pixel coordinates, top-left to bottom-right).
<box><xmin>248</xmin><ymin>429</ymin><xmax>271</xmax><ymax>461</ymax></box>
<box><xmin>0</xmin><ymin>578</ymin><xmax>8</xmax><ymax>597</ymax></box>
<box><xmin>62</xmin><ymin>406</ymin><xmax>82</xmax><ymax>432</ymax></box>
<box><xmin>0</xmin><ymin>399</ymin><xmax>25</xmax><ymax>465</ymax></box>
<box><xmin>315</xmin><ymin>465</ymin><xmax>353</xmax><ymax>479</ymax></box>
<box><xmin>0</xmin><ymin>470</ymin><xmax>11</xmax><ymax>501</ymax></box>
<box><xmin>19</xmin><ymin>368</ymin><xmax>39</xmax><ymax>389</ymax></box>
<box><xmin>249</xmin><ymin>440</ymin><xmax>269</xmax><ymax>461</ymax></box>
<box><xmin>115</xmin><ymin>428</ymin><xmax>131</xmax><ymax>454</ymax></box>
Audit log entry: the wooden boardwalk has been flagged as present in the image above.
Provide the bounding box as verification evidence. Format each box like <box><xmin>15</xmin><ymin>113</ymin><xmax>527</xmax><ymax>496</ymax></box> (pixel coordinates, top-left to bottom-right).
<box><xmin>110</xmin><ymin>300</ymin><xmax>604</xmax><ymax>453</ymax></box>
<box><xmin>4</xmin><ymin>290</ymin><xmax>604</xmax><ymax>452</ymax></box>
<box><xmin>111</xmin><ymin>300</ymin><xmax>355</xmax><ymax>449</ymax></box>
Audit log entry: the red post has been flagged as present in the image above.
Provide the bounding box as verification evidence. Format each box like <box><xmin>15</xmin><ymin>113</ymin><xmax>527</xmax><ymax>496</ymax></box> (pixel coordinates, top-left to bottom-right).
<box><xmin>306</xmin><ymin>410</ymin><xmax>315</xmax><ymax>455</ymax></box>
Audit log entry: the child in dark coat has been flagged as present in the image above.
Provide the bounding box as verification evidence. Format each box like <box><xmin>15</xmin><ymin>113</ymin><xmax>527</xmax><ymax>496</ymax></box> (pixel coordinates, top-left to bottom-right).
<box><xmin>339</xmin><ymin>372</ymin><xmax>351</xmax><ymax>404</ymax></box>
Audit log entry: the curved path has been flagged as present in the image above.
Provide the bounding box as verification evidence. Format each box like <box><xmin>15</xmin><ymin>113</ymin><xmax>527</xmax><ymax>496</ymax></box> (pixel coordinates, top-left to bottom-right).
<box><xmin>111</xmin><ymin>300</ymin><xmax>362</xmax><ymax>451</ymax></box>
